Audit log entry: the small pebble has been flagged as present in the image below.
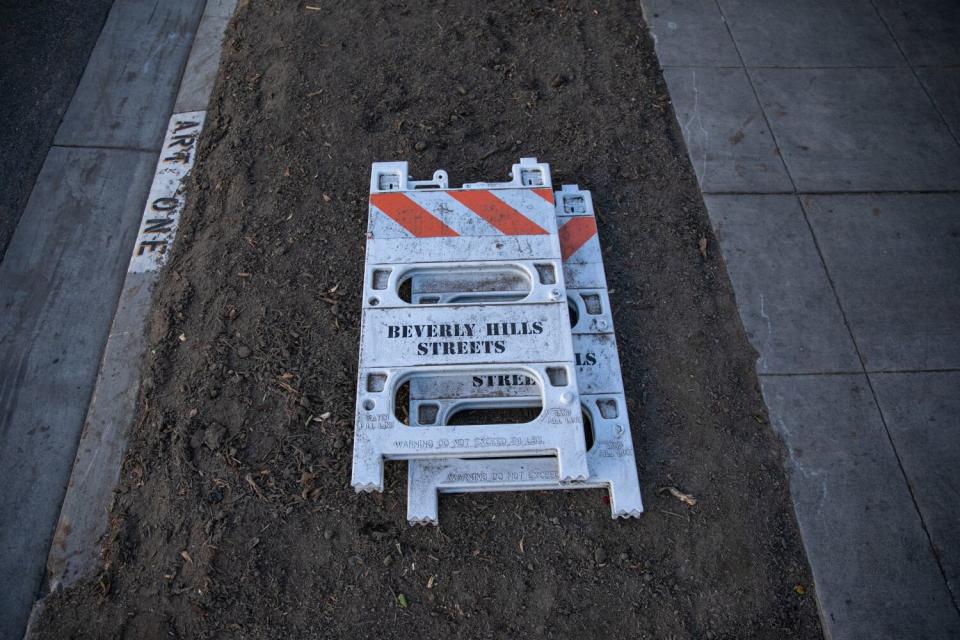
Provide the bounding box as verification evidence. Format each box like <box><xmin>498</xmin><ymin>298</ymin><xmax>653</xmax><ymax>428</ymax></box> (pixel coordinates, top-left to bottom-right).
<box><xmin>236</xmin><ymin>345</ymin><xmax>251</xmax><ymax>358</ymax></box>
<box><xmin>593</xmin><ymin>548</ymin><xmax>607</xmax><ymax>564</ymax></box>
<box><xmin>414</xmin><ymin>141</ymin><xmax>428</xmax><ymax>152</ymax></box>
<box><xmin>323</xmin><ymin>529</ymin><xmax>334</xmax><ymax>540</ymax></box>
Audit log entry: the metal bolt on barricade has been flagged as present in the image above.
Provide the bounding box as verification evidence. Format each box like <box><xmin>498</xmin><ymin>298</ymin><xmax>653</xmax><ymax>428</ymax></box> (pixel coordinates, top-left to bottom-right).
<box><xmin>405</xmin><ymin>185</ymin><xmax>644</xmax><ymax>524</ymax></box>
<box><xmin>352</xmin><ymin>160</ymin><xmax>590</xmax><ymax>492</ymax></box>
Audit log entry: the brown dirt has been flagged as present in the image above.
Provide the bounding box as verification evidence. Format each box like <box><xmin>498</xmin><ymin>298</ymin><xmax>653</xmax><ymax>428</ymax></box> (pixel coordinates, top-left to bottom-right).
<box><xmin>35</xmin><ymin>1</ymin><xmax>823</xmax><ymax>638</ymax></box>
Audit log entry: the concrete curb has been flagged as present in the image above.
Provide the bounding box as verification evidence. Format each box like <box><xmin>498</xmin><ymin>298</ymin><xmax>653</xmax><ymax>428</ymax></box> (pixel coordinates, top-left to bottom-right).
<box><xmin>29</xmin><ymin>0</ymin><xmax>236</xmax><ymax>628</ymax></box>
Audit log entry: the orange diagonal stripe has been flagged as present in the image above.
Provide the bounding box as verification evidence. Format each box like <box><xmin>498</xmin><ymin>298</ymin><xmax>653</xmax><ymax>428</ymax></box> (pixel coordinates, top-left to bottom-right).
<box><xmin>447</xmin><ymin>190</ymin><xmax>548</xmax><ymax>236</ymax></box>
<box><xmin>559</xmin><ymin>217</ymin><xmax>597</xmax><ymax>260</ymax></box>
<box><xmin>370</xmin><ymin>193</ymin><xmax>459</xmax><ymax>238</ymax></box>
<box><xmin>532</xmin><ymin>188</ymin><xmax>555</xmax><ymax>204</ymax></box>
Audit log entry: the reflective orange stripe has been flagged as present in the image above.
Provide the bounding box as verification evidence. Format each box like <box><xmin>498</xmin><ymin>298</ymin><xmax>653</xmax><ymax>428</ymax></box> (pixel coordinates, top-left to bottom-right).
<box><xmin>559</xmin><ymin>216</ymin><xmax>597</xmax><ymax>260</ymax></box>
<box><xmin>447</xmin><ymin>190</ymin><xmax>548</xmax><ymax>236</ymax></box>
<box><xmin>370</xmin><ymin>193</ymin><xmax>459</xmax><ymax>238</ymax></box>
<box><xmin>532</xmin><ymin>188</ymin><xmax>554</xmax><ymax>204</ymax></box>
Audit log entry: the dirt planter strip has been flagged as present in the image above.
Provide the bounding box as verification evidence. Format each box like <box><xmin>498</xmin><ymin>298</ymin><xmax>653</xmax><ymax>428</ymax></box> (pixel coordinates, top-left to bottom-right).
<box><xmin>33</xmin><ymin>2</ymin><xmax>823</xmax><ymax>637</ymax></box>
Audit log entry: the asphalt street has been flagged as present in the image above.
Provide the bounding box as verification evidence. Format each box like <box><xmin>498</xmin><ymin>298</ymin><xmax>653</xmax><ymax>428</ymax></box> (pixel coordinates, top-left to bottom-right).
<box><xmin>0</xmin><ymin>0</ymin><xmax>114</xmax><ymax>261</ymax></box>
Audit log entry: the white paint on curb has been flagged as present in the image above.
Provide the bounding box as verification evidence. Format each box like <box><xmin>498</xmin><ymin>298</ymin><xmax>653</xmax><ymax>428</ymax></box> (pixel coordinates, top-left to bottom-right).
<box><xmin>128</xmin><ymin>112</ymin><xmax>205</xmax><ymax>273</ymax></box>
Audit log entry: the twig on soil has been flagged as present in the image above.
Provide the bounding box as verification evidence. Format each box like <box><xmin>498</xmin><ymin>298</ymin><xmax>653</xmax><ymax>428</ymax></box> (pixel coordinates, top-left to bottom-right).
<box><xmin>658</xmin><ymin>509</ymin><xmax>686</xmax><ymax>520</ymax></box>
<box><xmin>479</xmin><ymin>144</ymin><xmax>513</xmax><ymax>161</ymax></box>
<box><xmin>245</xmin><ymin>473</ymin><xmax>267</xmax><ymax>500</ymax></box>
<box><xmin>659</xmin><ymin>486</ymin><xmax>697</xmax><ymax>507</ymax></box>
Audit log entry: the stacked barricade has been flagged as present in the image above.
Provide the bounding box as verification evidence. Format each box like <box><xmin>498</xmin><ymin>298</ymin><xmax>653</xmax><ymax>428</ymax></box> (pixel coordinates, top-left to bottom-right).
<box><xmin>352</xmin><ymin>160</ymin><xmax>642</xmax><ymax>525</ymax></box>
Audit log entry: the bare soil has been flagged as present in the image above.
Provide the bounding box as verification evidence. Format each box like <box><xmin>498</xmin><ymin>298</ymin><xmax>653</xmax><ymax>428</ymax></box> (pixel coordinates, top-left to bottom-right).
<box><xmin>35</xmin><ymin>1</ymin><xmax>822</xmax><ymax>638</ymax></box>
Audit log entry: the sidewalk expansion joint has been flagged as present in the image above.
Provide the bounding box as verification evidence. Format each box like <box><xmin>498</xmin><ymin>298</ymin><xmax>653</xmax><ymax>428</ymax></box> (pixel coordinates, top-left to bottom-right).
<box><xmin>761</xmin><ymin>368</ymin><xmax>960</xmax><ymax>377</ymax></box>
<box><xmin>703</xmin><ymin>189</ymin><xmax>960</xmax><ymax>196</ymax></box>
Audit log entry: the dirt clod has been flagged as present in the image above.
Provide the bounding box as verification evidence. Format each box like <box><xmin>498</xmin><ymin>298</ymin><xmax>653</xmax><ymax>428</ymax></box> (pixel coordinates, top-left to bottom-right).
<box><xmin>593</xmin><ymin>548</ymin><xmax>607</xmax><ymax>565</ymax></box>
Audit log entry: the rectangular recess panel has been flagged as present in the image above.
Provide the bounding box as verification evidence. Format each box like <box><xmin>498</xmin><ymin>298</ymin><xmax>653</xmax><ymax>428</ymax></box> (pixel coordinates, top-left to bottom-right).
<box><xmin>352</xmin><ymin>160</ymin><xmax>589</xmax><ymax>492</ymax></box>
<box><xmin>406</xmin><ymin>185</ymin><xmax>643</xmax><ymax>524</ymax></box>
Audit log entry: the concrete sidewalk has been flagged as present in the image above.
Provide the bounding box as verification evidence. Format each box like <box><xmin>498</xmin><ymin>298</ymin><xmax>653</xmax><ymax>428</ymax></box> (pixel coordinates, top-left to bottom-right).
<box><xmin>641</xmin><ymin>0</ymin><xmax>960</xmax><ymax>638</ymax></box>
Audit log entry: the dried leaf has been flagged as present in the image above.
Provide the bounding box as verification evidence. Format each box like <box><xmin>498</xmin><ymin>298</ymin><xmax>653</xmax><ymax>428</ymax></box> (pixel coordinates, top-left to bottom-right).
<box><xmin>698</xmin><ymin>237</ymin><xmax>708</xmax><ymax>258</ymax></box>
<box><xmin>667</xmin><ymin>486</ymin><xmax>697</xmax><ymax>507</ymax></box>
<box><xmin>180</xmin><ymin>550</ymin><xmax>193</xmax><ymax>564</ymax></box>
